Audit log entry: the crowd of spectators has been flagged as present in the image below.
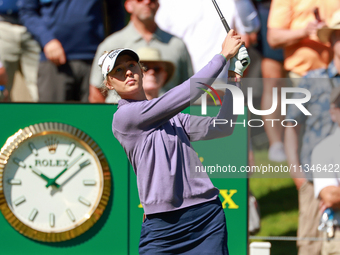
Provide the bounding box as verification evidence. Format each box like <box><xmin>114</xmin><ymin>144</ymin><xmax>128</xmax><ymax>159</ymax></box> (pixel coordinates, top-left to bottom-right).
<box><xmin>1</xmin><ymin>1</ymin><xmax>340</xmax><ymax>254</ymax></box>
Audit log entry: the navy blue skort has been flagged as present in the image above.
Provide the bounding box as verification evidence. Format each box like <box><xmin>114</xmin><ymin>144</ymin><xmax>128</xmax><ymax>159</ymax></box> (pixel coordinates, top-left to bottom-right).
<box><xmin>139</xmin><ymin>198</ymin><xmax>229</xmax><ymax>255</ymax></box>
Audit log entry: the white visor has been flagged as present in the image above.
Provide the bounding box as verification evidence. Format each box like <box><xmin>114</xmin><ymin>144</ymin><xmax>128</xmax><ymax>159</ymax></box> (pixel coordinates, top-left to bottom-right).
<box><xmin>98</xmin><ymin>48</ymin><xmax>139</xmax><ymax>78</ymax></box>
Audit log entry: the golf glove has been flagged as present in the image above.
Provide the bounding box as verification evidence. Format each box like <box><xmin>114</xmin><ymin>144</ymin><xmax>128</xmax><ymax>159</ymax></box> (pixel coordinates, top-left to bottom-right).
<box><xmin>228</xmin><ymin>46</ymin><xmax>250</xmax><ymax>77</ymax></box>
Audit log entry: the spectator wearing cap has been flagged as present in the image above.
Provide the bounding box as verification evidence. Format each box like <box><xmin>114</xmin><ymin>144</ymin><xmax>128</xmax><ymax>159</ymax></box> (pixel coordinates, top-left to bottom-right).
<box><xmin>95</xmin><ymin>28</ymin><xmax>249</xmax><ymax>252</ymax></box>
<box><xmin>284</xmin><ymin>9</ymin><xmax>340</xmax><ymax>255</ymax></box>
<box><xmin>137</xmin><ymin>47</ymin><xmax>174</xmax><ymax>100</ymax></box>
<box><xmin>89</xmin><ymin>0</ymin><xmax>193</xmax><ymax>104</ymax></box>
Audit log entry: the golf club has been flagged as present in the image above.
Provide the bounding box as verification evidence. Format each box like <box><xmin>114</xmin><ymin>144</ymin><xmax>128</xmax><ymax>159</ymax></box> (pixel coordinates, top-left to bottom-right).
<box><xmin>212</xmin><ymin>0</ymin><xmax>249</xmax><ymax>66</ymax></box>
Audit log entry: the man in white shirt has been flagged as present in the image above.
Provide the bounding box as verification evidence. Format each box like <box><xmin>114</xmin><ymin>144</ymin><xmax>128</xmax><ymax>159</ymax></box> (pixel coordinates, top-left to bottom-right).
<box><xmin>155</xmin><ymin>0</ymin><xmax>259</xmax><ymax>78</ymax></box>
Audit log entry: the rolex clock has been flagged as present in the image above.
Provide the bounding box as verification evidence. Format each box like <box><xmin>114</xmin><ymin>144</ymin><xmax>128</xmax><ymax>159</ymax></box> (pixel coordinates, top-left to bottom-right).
<box><xmin>0</xmin><ymin>122</ymin><xmax>111</xmax><ymax>242</ymax></box>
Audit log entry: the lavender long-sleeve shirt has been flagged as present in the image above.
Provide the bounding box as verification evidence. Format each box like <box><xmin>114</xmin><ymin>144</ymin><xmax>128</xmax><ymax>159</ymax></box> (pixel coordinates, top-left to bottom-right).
<box><xmin>112</xmin><ymin>54</ymin><xmax>238</xmax><ymax>214</ymax></box>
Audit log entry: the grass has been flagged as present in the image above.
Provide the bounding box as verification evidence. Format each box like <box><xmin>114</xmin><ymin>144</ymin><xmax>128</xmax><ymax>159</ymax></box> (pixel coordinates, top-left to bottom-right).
<box><xmin>250</xmin><ymin>149</ymin><xmax>298</xmax><ymax>255</ymax></box>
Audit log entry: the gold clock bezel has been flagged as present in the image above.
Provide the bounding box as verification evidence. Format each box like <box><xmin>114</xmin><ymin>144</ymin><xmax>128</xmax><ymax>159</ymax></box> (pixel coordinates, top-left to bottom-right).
<box><xmin>0</xmin><ymin>122</ymin><xmax>111</xmax><ymax>242</ymax></box>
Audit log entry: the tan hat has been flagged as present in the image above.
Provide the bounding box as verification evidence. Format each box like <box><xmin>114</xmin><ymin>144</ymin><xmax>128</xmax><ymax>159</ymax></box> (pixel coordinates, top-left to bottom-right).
<box><xmin>136</xmin><ymin>47</ymin><xmax>175</xmax><ymax>85</ymax></box>
<box><xmin>317</xmin><ymin>10</ymin><xmax>340</xmax><ymax>43</ymax></box>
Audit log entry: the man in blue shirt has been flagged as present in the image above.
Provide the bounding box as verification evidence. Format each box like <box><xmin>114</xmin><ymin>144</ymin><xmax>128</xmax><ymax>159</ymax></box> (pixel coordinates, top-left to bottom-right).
<box><xmin>19</xmin><ymin>0</ymin><xmax>125</xmax><ymax>102</ymax></box>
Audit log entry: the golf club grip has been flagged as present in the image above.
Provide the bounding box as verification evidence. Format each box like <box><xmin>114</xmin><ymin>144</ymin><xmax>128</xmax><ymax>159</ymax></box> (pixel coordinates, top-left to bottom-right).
<box><xmin>221</xmin><ymin>21</ymin><xmax>248</xmax><ymax>66</ymax></box>
<box><xmin>222</xmin><ymin>24</ymin><xmax>248</xmax><ymax>66</ymax></box>
<box><xmin>212</xmin><ymin>0</ymin><xmax>248</xmax><ymax>66</ymax></box>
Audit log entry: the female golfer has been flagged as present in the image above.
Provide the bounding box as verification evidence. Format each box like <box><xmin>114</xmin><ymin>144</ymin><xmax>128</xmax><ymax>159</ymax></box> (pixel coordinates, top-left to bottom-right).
<box><xmin>98</xmin><ymin>30</ymin><xmax>249</xmax><ymax>254</ymax></box>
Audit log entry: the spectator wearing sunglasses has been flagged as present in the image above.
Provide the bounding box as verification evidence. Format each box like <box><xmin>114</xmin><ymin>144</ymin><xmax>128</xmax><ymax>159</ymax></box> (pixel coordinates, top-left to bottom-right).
<box><xmin>137</xmin><ymin>47</ymin><xmax>175</xmax><ymax>100</ymax></box>
<box><xmin>89</xmin><ymin>0</ymin><xmax>193</xmax><ymax>103</ymax></box>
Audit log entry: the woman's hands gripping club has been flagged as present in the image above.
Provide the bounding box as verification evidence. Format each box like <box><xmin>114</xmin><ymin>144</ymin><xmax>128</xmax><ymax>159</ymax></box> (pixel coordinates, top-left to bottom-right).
<box><xmin>220</xmin><ymin>30</ymin><xmax>251</xmax><ymax>77</ymax></box>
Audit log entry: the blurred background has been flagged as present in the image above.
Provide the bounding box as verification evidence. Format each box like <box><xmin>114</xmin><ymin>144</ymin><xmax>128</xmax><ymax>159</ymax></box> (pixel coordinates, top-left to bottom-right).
<box><xmin>2</xmin><ymin>0</ymin><xmax>340</xmax><ymax>254</ymax></box>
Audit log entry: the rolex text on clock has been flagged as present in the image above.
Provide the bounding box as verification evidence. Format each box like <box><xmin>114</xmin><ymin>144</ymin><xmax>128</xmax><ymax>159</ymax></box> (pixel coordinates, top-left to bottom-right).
<box><xmin>0</xmin><ymin>122</ymin><xmax>111</xmax><ymax>242</ymax></box>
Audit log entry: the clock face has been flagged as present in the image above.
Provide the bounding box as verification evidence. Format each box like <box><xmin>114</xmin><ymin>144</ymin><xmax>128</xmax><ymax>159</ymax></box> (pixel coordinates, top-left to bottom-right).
<box><xmin>0</xmin><ymin>123</ymin><xmax>111</xmax><ymax>242</ymax></box>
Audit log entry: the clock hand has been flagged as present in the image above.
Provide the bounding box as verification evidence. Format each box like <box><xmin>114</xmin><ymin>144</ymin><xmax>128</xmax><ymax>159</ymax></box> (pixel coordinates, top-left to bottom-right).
<box><xmin>30</xmin><ymin>166</ymin><xmax>51</xmax><ymax>182</ymax></box>
<box><xmin>46</xmin><ymin>153</ymin><xmax>84</xmax><ymax>188</ymax></box>
<box><xmin>51</xmin><ymin>159</ymin><xmax>91</xmax><ymax>195</ymax></box>
<box><xmin>30</xmin><ymin>166</ymin><xmax>60</xmax><ymax>188</ymax></box>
